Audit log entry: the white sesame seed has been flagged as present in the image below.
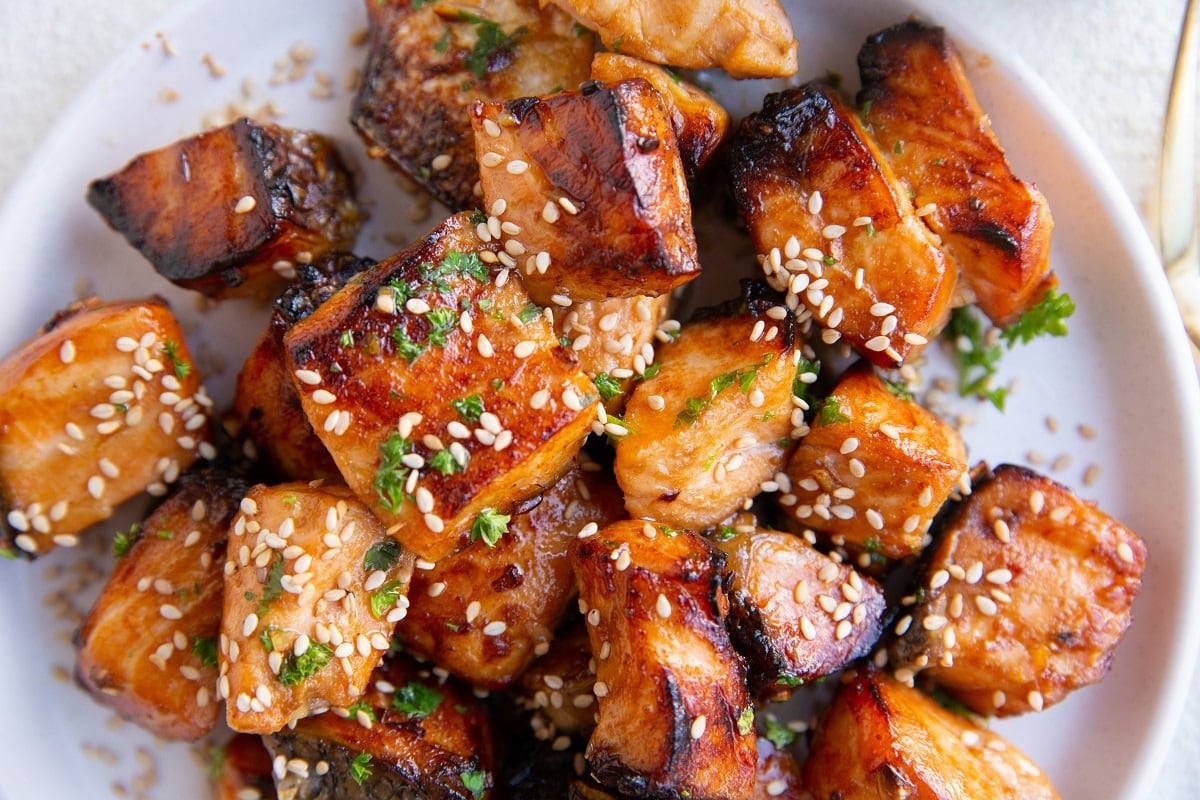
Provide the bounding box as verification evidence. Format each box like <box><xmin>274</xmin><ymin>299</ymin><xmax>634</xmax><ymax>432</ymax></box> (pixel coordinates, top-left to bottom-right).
<box><xmin>986</xmin><ymin>568</ymin><xmax>1013</xmax><ymax>585</ymax></box>
<box><xmin>476</xmin><ymin>334</ymin><xmax>494</xmax><ymax>358</ymax></box>
<box><xmin>1028</xmin><ymin>690</ymin><xmax>1044</xmax><ymax>711</ymax></box>
<box><xmin>690</xmin><ymin>715</ymin><xmax>707</xmax><ymax>739</ymax></box>
<box><xmin>294</xmin><ymin>369</ymin><xmax>321</xmax><ymax>385</ymax></box>
<box><xmin>431</xmin><ymin>153</ymin><xmax>452</xmax><ymax>171</ymax></box>
<box><xmin>865</xmin><ymin>335</ymin><xmax>890</xmax><ymax>352</ymax></box>
<box><xmin>483</xmin><ymin>621</ymin><xmax>507</xmax><ymax>636</ymax></box>
<box><xmin>480</xmin><ymin>152</ymin><xmax>504</xmax><ymax>168</ymax></box>
<box><xmin>506</xmin><ymin>160</ymin><xmax>529</xmax><ymax>174</ymax></box>
<box><xmin>234</xmin><ymin>195</ymin><xmax>257</xmax><ymax>214</ymax></box>
<box><xmin>1117</xmin><ymin>542</ymin><xmax>1135</xmax><ymax>564</ymax></box>
<box><xmin>655</xmin><ymin>593</ymin><xmax>672</xmax><ymax>619</ymax></box>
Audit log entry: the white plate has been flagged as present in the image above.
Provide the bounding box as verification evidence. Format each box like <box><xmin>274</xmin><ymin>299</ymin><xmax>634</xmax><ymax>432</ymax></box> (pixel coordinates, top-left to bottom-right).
<box><xmin>0</xmin><ymin>0</ymin><xmax>1197</xmax><ymax>798</ymax></box>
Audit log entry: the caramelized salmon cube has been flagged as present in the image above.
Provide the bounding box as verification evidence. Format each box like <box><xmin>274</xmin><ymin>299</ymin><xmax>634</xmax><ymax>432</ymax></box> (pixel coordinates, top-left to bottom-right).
<box><xmin>889</xmin><ymin>464</ymin><xmax>1145</xmax><ymax>716</ymax></box>
<box><xmin>782</xmin><ymin>361</ymin><xmax>967</xmax><ymax>560</ymax></box>
<box><xmin>730</xmin><ymin>83</ymin><xmax>956</xmax><ymax>367</ymax></box>
<box><xmin>220</xmin><ymin>482</ymin><xmax>415</xmax><ymax>734</ymax></box>
<box><xmin>352</xmin><ymin>0</ymin><xmax>594</xmax><ymax>210</ymax></box>
<box><xmin>76</xmin><ymin>469</ymin><xmax>244</xmax><ymax>740</ymax></box>
<box><xmin>805</xmin><ymin>669</ymin><xmax>1060</xmax><ymax>799</ymax></box>
<box><xmin>214</xmin><ymin>734</ymin><xmax>277</xmax><ymax>800</ymax></box>
<box><xmin>263</xmin><ymin>653</ymin><xmax>493</xmax><ymax>800</ymax></box>
<box><xmin>858</xmin><ymin>21</ymin><xmax>1055</xmax><ymax>326</ymax></box>
<box><xmin>514</xmin><ymin>622</ymin><xmax>599</xmax><ymax>740</ymax></box>
<box><xmin>395</xmin><ymin>461</ymin><xmax>624</xmax><ymax>689</ymax></box>
<box><xmin>282</xmin><ymin>212</ymin><xmax>598</xmax><ymax>561</ymax></box>
<box><xmin>544</xmin><ymin>0</ymin><xmax>798</xmax><ymax>79</ymax></box>
<box><xmin>0</xmin><ymin>297</ymin><xmax>213</xmax><ymax>557</ymax></box>
<box><xmin>87</xmin><ymin>119</ymin><xmax>361</xmax><ymax>300</ymax></box>
<box><xmin>715</xmin><ymin>525</ymin><xmax>886</xmax><ymax>700</ymax></box>
<box><xmin>614</xmin><ymin>282</ymin><xmax>804</xmax><ymax>531</ymax></box>
<box><xmin>469</xmin><ymin>78</ymin><xmax>700</xmax><ymax>305</ymax></box>
<box><xmin>571</xmin><ymin>520</ymin><xmax>756</xmax><ymax>800</ymax></box>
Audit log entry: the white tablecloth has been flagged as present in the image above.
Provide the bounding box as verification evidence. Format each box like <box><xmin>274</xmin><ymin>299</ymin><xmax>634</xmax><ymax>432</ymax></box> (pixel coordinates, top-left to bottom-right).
<box><xmin>1</xmin><ymin>0</ymin><xmax>1196</xmax><ymax>796</ymax></box>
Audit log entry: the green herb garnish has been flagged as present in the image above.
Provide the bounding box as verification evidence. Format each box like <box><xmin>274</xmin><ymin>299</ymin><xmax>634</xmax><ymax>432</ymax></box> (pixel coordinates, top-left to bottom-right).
<box><xmin>363</xmin><ymin>540</ymin><xmax>401</xmax><ymax>573</ymax></box>
<box><xmin>451</xmin><ymin>394</ymin><xmax>484</xmax><ymax>423</ymax></box>
<box><xmin>819</xmin><ymin>395</ymin><xmax>850</xmax><ymax>425</ymax></box>
<box><xmin>392</xmin><ymin>681</ymin><xmax>443</xmax><ymax>718</ymax></box>
<box><xmin>470</xmin><ymin>507</ymin><xmax>510</xmax><ymax>547</ymax></box>
<box><xmin>350</xmin><ymin>753</ymin><xmax>373</xmax><ymax>785</ymax></box>
<box><xmin>190</xmin><ymin>636</ymin><xmax>218</xmax><ymax>669</ymax></box>
<box><xmin>370</xmin><ymin>581</ymin><xmax>405</xmax><ymax>619</ymax></box>
<box><xmin>1000</xmin><ymin>289</ymin><xmax>1075</xmax><ymax>347</ymax></box>
<box><xmin>374</xmin><ymin>432</ymin><xmax>414</xmax><ymax>512</ymax></box>
<box><xmin>112</xmin><ymin>523</ymin><xmax>139</xmax><ymax>558</ymax></box>
<box><xmin>277</xmin><ymin>642</ymin><xmax>333</xmax><ymax>686</ymax></box>
<box><xmin>461</xmin><ymin>768</ymin><xmax>487</xmax><ymax>799</ymax></box>
<box><xmin>764</xmin><ymin>717</ymin><xmax>798</xmax><ymax>749</ymax></box>
<box><xmin>161</xmin><ymin>340</ymin><xmax>191</xmax><ymax>380</ymax></box>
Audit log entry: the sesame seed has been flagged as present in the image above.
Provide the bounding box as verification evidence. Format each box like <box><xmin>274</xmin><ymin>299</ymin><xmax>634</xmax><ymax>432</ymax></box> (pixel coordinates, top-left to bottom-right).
<box><xmin>483</xmin><ymin>118</ymin><xmax>502</xmax><ymax>137</ymax></box>
<box><xmin>655</xmin><ymin>593</ymin><xmax>672</xmax><ymax>618</ymax></box>
<box><xmin>865</xmin><ymin>335</ymin><xmax>890</xmax><ymax>352</ymax></box>
<box><xmin>160</xmin><ymin>604</ymin><xmax>183</xmax><ymax>620</ymax></box>
<box><xmin>424</xmin><ymin>513</ymin><xmax>444</xmax><ymax>533</ymax></box>
<box><xmin>974</xmin><ymin>595</ymin><xmax>999</xmax><ymax>616</ymax></box>
<box><xmin>986</xmin><ymin>569</ymin><xmax>1013</xmax><ymax>585</ymax></box>
<box><xmin>915</xmin><ymin>202</ymin><xmax>937</xmax><ymax>217</ymax></box>
<box><xmin>87</xmin><ymin>475</ymin><xmax>106</xmax><ymax>499</ymax></box>
<box><xmin>559</xmin><ymin>197</ymin><xmax>579</xmax><ymax>215</ymax></box>
<box><xmin>294</xmin><ymin>369</ymin><xmax>321</xmax><ymax>385</ymax></box>
<box><xmin>993</xmin><ymin>519</ymin><xmax>1011</xmax><ymax>543</ymax></box>
<box><xmin>483</xmin><ymin>621</ymin><xmax>507</xmax><ymax>636</ymax></box>
<box><xmin>1028</xmin><ymin>690</ymin><xmax>1044</xmax><ymax>711</ymax></box>
<box><xmin>506</xmin><ymin>160</ymin><xmax>529</xmax><ymax>174</ymax></box>
<box><xmin>821</xmin><ymin>224</ymin><xmax>846</xmax><ymax>239</ymax></box>
<box><xmin>923</xmin><ymin>614</ymin><xmax>947</xmax><ymax>631</ymax></box>
<box><xmin>480</xmin><ymin>152</ymin><xmax>504</xmax><ymax>168</ymax></box>
<box><xmin>808</xmin><ymin>191</ymin><xmax>823</xmax><ymax>214</ymax></box>
<box><xmin>690</xmin><ymin>715</ymin><xmax>707</xmax><ymax>739</ymax></box>
<box><xmin>1117</xmin><ymin>542</ymin><xmax>1135</xmax><ymax>564</ymax></box>
<box><xmin>234</xmin><ymin>195</ymin><xmax>257</xmax><ymax>214</ymax></box>
<box><xmin>593</xmin><ymin>681</ymin><xmax>609</xmax><ymax>698</ymax></box>
<box><xmin>476</xmin><ymin>335</ymin><xmax>494</xmax><ymax>358</ymax></box>
<box><xmin>431</xmin><ymin>153</ymin><xmax>452</xmax><ymax>171</ymax></box>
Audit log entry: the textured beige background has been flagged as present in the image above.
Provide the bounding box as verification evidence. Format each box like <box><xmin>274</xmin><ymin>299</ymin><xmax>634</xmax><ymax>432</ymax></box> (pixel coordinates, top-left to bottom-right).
<box><xmin>0</xmin><ymin>0</ymin><xmax>1196</xmax><ymax>796</ymax></box>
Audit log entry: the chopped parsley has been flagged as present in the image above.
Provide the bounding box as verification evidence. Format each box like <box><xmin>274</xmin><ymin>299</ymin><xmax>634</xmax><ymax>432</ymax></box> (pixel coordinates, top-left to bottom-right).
<box><xmin>433</xmin><ymin>27</ymin><xmax>451</xmax><ymax>53</ymax></box>
<box><xmin>112</xmin><ymin>523</ymin><xmax>139</xmax><ymax>558</ymax></box>
<box><xmin>277</xmin><ymin>642</ymin><xmax>333</xmax><ymax>686</ymax></box>
<box><xmin>392</xmin><ymin>681</ymin><xmax>443</xmax><ymax>718</ymax></box>
<box><xmin>370</xmin><ymin>581</ymin><xmax>405</xmax><ymax>618</ymax></box>
<box><xmin>156</xmin><ymin>529</ymin><xmax>174</xmax><ymax>540</ymax></box>
<box><xmin>945</xmin><ymin>306</ymin><xmax>1007</xmax><ymax>410</ymax></box>
<box><xmin>819</xmin><ymin>395</ymin><xmax>850</xmax><ymax>425</ymax></box>
<box><xmin>675</xmin><ymin>353</ymin><xmax>775</xmax><ymax>428</ymax></box>
<box><xmin>714</xmin><ymin>524</ymin><xmax>737</xmax><ymax>542</ymax></box>
<box><xmin>374</xmin><ymin>432</ymin><xmax>414</xmax><ymax>512</ymax></box>
<box><xmin>428</xmin><ymin>447</ymin><xmax>467</xmax><ymax>476</ymax></box>
<box><xmin>470</xmin><ymin>507</ymin><xmax>510</xmax><ymax>547</ymax></box>
<box><xmin>363</xmin><ymin>540</ymin><xmax>402</xmax><ymax>573</ymax></box>
<box><xmin>468</xmin><ymin>208</ymin><xmax>488</xmax><ymax>225</ymax></box>
<box><xmin>518</xmin><ymin>302</ymin><xmax>542</xmax><ymax>324</ymax></box>
<box><xmin>460</xmin><ymin>16</ymin><xmax>526</xmax><ymax>78</ymax></box>
<box><xmin>190</xmin><ymin>636</ymin><xmax>218</xmax><ymax>669</ymax></box>
<box><xmin>391</xmin><ymin>327</ymin><xmax>426</xmax><ymax>364</ymax></box>
<box><xmin>349</xmin><ymin>752</ymin><xmax>373</xmax><ymax>785</ymax></box>
<box><xmin>161</xmin><ymin>340</ymin><xmax>191</xmax><ymax>380</ymax></box>
<box><xmin>737</xmin><ymin>706</ymin><xmax>755</xmax><ymax>735</ymax></box>
<box><xmin>259</xmin><ymin>625</ymin><xmax>277</xmax><ymax>653</ymax></box>
<box><xmin>451</xmin><ymin>394</ymin><xmax>484</xmax><ymax>423</ymax></box>
<box><xmin>791</xmin><ymin>357</ymin><xmax>820</xmax><ymax>402</ymax></box>
<box><xmin>259</xmin><ymin>556</ymin><xmax>285</xmax><ymax>614</ymax></box>
<box><xmin>592</xmin><ymin>373</ymin><xmax>624</xmax><ymax>402</ymax></box>
<box><xmin>339</xmin><ymin>330</ymin><xmax>354</xmax><ymax>348</ymax></box>
<box><xmin>885</xmin><ymin>380</ymin><xmax>914</xmax><ymax>401</ymax></box>
<box><xmin>764</xmin><ymin>717</ymin><xmax>798</xmax><ymax>749</ymax></box>
<box><xmin>999</xmin><ymin>289</ymin><xmax>1075</xmax><ymax>347</ymax></box>
<box><xmin>460</xmin><ymin>768</ymin><xmax>487</xmax><ymax>799</ymax></box>
<box><xmin>425</xmin><ymin>307</ymin><xmax>459</xmax><ymax>347</ymax></box>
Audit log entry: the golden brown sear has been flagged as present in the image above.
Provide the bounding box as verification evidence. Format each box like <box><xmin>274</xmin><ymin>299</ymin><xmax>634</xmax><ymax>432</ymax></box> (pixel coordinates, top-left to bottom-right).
<box><xmin>715</xmin><ymin>525</ymin><xmax>886</xmax><ymax>700</ymax></box>
<box><xmin>76</xmin><ymin>469</ymin><xmax>244</xmax><ymax>740</ymax></box>
<box><xmin>572</xmin><ymin>520</ymin><xmax>756</xmax><ymax>800</ymax></box>
<box><xmin>87</xmin><ymin>118</ymin><xmax>360</xmax><ymax>300</ymax></box>
<box><xmin>889</xmin><ymin>464</ymin><xmax>1146</xmax><ymax>716</ymax></box>
<box><xmin>858</xmin><ymin>21</ymin><xmax>1055</xmax><ymax>326</ymax></box>
<box><xmin>470</xmin><ymin>78</ymin><xmax>700</xmax><ymax>305</ymax></box>
<box><xmin>730</xmin><ymin>83</ymin><xmax>956</xmax><ymax>367</ymax></box>
<box><xmin>0</xmin><ymin>297</ymin><xmax>212</xmax><ymax>557</ymax></box>
<box><xmin>283</xmin><ymin>212</ymin><xmax>597</xmax><ymax>561</ymax></box>
<box><xmin>590</xmin><ymin>53</ymin><xmax>730</xmax><ymax>176</ymax></box>
<box><xmin>781</xmin><ymin>361</ymin><xmax>967</xmax><ymax>560</ymax></box>
<box><xmin>352</xmin><ymin>0</ymin><xmax>594</xmax><ymax>210</ymax></box>
<box><xmin>805</xmin><ymin>669</ymin><xmax>1061</xmax><ymax>800</ymax></box>
<box><xmin>395</xmin><ymin>461</ymin><xmax>625</xmax><ymax>689</ymax></box>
